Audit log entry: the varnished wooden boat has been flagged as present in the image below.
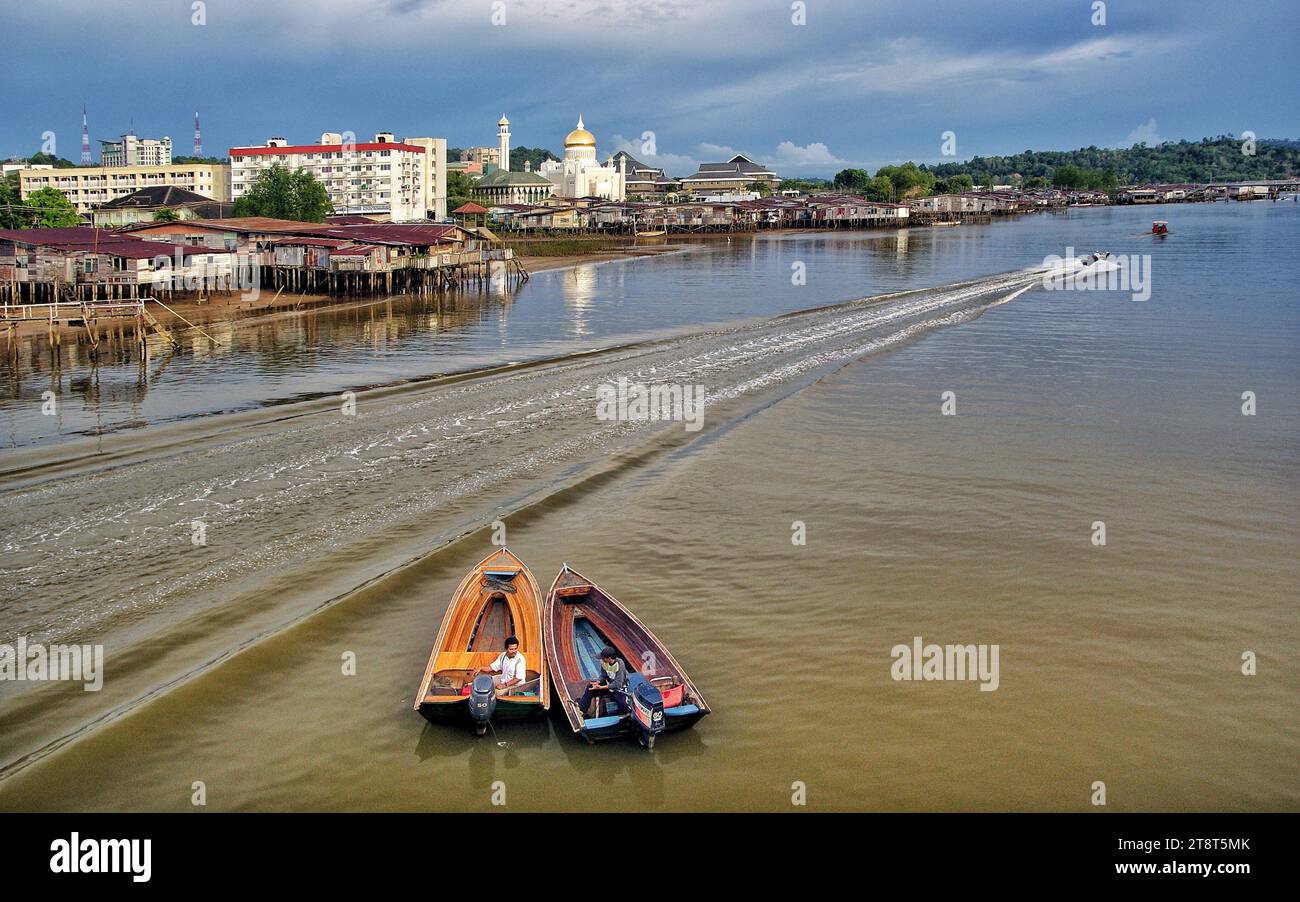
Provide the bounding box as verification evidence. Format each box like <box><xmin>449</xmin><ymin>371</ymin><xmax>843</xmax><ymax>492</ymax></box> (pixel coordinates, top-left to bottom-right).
<box><xmin>414</xmin><ymin>547</ymin><xmax>549</xmax><ymax>729</ymax></box>
<box><xmin>544</xmin><ymin>564</ymin><xmax>708</xmax><ymax>747</ymax></box>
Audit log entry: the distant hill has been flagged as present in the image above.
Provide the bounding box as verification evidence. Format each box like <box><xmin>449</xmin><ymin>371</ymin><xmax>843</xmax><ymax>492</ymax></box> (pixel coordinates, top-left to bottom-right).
<box><xmin>510</xmin><ymin>146</ymin><xmax>558</xmax><ymax>172</ymax></box>
<box><xmin>927</xmin><ymin>136</ymin><xmax>1300</xmax><ymax>185</ymax></box>
<box><xmin>173</xmin><ymin>155</ymin><xmax>228</xmax><ymax>165</ymax></box>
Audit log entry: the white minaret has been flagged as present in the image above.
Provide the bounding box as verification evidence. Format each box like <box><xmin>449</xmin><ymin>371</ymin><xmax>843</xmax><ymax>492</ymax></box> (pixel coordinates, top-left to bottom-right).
<box><xmin>498</xmin><ymin>115</ymin><xmax>510</xmax><ymax>172</ymax></box>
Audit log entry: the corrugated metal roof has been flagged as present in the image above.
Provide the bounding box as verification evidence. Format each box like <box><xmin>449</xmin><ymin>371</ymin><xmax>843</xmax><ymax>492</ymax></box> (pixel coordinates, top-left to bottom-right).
<box><xmin>287</xmin><ymin>223</ymin><xmax>464</xmax><ymax>245</ymax></box>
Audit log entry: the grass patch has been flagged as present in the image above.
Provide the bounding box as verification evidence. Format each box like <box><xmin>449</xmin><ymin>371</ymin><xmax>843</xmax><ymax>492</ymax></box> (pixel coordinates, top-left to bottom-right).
<box><xmin>507</xmin><ymin>238</ymin><xmax>628</xmax><ymax>256</ymax></box>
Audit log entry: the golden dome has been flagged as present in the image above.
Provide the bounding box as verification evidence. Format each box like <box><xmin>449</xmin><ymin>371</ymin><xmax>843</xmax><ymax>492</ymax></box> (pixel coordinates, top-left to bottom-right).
<box><xmin>564</xmin><ymin>115</ymin><xmax>596</xmax><ymax>148</ymax></box>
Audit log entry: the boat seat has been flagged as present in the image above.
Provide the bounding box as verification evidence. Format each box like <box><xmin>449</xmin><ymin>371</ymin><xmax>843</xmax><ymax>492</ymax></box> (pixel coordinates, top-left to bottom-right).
<box><xmin>665</xmin><ymin>704</ymin><xmax>700</xmax><ymax>717</ymax></box>
<box><xmin>582</xmin><ymin>715</ymin><xmax>622</xmax><ymax>731</ymax></box>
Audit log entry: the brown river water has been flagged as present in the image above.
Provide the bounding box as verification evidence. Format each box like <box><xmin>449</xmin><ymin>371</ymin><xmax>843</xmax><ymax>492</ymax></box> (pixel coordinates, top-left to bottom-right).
<box><xmin>0</xmin><ymin>204</ymin><xmax>1296</xmax><ymax>811</ymax></box>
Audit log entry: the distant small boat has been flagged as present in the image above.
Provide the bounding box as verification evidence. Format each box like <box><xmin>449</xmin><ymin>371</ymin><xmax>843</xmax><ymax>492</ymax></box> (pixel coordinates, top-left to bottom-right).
<box><xmin>1152</xmin><ymin>220</ymin><xmax>1169</xmax><ymax>234</ymax></box>
<box><xmin>634</xmin><ymin>230</ymin><xmax>667</xmax><ymax>238</ymax></box>
<box><xmin>544</xmin><ymin>564</ymin><xmax>709</xmax><ymax>749</ymax></box>
<box><xmin>931</xmin><ymin>220</ymin><xmax>960</xmax><ymax>227</ymax></box>
<box><xmin>414</xmin><ymin>547</ymin><xmax>549</xmax><ymax>733</ymax></box>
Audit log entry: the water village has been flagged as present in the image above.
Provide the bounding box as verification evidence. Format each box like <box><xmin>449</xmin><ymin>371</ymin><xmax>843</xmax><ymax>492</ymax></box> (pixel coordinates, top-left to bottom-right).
<box><xmin>4</xmin><ymin>112</ymin><xmax>1297</xmax><ymax>346</ymax></box>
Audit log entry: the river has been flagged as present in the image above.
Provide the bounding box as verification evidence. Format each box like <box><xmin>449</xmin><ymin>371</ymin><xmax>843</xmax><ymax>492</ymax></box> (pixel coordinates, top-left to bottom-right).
<box><xmin>1</xmin><ymin>201</ymin><xmax>1296</xmax><ymax>810</ymax></box>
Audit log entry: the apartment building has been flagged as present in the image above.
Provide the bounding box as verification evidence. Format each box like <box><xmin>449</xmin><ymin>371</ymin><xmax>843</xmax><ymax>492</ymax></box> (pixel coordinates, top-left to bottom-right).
<box><xmin>230</xmin><ymin>132</ymin><xmax>448</xmax><ymax>221</ymax></box>
<box><xmin>18</xmin><ymin>163</ymin><xmax>231</xmax><ymax>213</ymax></box>
<box><xmin>100</xmin><ymin>132</ymin><xmax>173</xmax><ymax>167</ymax></box>
<box><xmin>461</xmin><ymin>146</ymin><xmax>501</xmax><ymax>169</ymax></box>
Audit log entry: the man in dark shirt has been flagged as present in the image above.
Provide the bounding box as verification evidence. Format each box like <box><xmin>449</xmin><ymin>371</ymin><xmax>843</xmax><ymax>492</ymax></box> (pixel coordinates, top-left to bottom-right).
<box><xmin>577</xmin><ymin>646</ymin><xmax>629</xmax><ymax>718</ymax></box>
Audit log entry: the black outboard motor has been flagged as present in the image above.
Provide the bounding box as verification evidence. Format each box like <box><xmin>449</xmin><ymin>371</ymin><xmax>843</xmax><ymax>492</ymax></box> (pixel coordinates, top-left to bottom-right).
<box><xmin>468</xmin><ymin>674</ymin><xmax>497</xmax><ymax>736</ymax></box>
<box><xmin>624</xmin><ymin>674</ymin><xmax>665</xmax><ymax>749</ymax></box>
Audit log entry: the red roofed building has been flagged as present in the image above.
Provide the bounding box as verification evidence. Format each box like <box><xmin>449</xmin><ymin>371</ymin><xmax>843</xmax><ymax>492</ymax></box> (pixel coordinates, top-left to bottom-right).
<box><xmin>230</xmin><ymin>131</ymin><xmax>448</xmax><ymax>222</ymax></box>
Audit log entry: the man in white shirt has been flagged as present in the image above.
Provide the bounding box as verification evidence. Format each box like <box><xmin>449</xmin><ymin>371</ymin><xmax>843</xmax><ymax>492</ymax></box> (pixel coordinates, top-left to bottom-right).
<box><xmin>476</xmin><ymin>636</ymin><xmax>528</xmax><ymax>695</ymax></box>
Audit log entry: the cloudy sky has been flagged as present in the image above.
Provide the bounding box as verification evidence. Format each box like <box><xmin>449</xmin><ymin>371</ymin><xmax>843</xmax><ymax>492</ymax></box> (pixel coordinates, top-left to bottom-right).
<box><xmin>2</xmin><ymin>0</ymin><xmax>1296</xmax><ymax>177</ymax></box>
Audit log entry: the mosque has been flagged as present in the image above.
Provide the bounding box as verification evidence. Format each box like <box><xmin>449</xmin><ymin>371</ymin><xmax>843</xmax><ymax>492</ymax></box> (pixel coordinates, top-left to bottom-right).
<box><xmin>471</xmin><ymin>114</ymin><xmax>627</xmax><ymax>204</ymax></box>
<box><xmin>470</xmin><ymin>115</ymin><xmax>555</xmax><ymax>205</ymax></box>
<box><xmin>539</xmin><ymin>116</ymin><xmax>626</xmax><ymax>201</ymax></box>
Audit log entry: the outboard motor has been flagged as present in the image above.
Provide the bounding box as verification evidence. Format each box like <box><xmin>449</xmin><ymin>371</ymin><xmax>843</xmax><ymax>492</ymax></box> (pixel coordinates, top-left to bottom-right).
<box><xmin>468</xmin><ymin>674</ymin><xmax>497</xmax><ymax>736</ymax></box>
<box><xmin>624</xmin><ymin>674</ymin><xmax>665</xmax><ymax>750</ymax></box>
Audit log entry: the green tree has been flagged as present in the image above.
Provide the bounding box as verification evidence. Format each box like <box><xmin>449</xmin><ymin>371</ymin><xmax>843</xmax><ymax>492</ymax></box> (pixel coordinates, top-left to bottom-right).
<box><xmin>26</xmin><ymin>152</ymin><xmax>78</xmax><ymax>169</ymax></box>
<box><xmin>232</xmin><ymin>165</ymin><xmax>332</xmax><ymax>222</ymax></box>
<box><xmin>1051</xmin><ymin>163</ymin><xmax>1087</xmax><ymax>189</ymax></box>
<box><xmin>0</xmin><ymin>173</ymin><xmax>23</xmax><ymax>229</ymax></box>
<box><xmin>935</xmin><ymin>174</ymin><xmax>975</xmax><ymax>194</ymax></box>
<box><xmin>925</xmin><ymin>136</ymin><xmax>1300</xmax><ymax>187</ymax></box>
<box><xmin>862</xmin><ymin>175</ymin><xmax>895</xmax><ymax>202</ymax></box>
<box><xmin>876</xmin><ymin>162</ymin><xmax>936</xmax><ymax>199</ymax></box>
<box><xmin>832</xmin><ymin>168</ymin><xmax>872</xmax><ymax>191</ymax></box>
<box><xmin>509</xmin><ymin>146</ymin><xmax>558</xmax><ymax>172</ymax></box>
<box><xmin>747</xmin><ymin>180</ymin><xmax>773</xmax><ymax>197</ymax></box>
<box><xmin>446</xmin><ymin>170</ymin><xmax>479</xmax><ymax>212</ymax></box>
<box><xmin>778</xmin><ymin>177</ymin><xmax>832</xmax><ymax>193</ymax></box>
<box><xmin>152</xmin><ymin>207</ymin><xmax>180</xmax><ymax>222</ymax></box>
<box><xmin>24</xmin><ymin>187</ymin><xmax>81</xmax><ymax>227</ymax></box>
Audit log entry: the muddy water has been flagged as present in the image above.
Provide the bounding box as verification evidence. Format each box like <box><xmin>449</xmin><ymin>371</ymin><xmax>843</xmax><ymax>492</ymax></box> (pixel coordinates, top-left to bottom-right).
<box><xmin>0</xmin><ymin>203</ymin><xmax>1296</xmax><ymax>810</ymax></box>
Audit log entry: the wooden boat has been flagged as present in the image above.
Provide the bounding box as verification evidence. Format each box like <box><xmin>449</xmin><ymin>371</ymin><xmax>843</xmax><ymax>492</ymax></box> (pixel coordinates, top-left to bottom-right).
<box><xmin>544</xmin><ymin>564</ymin><xmax>708</xmax><ymax>748</ymax></box>
<box><xmin>414</xmin><ymin>547</ymin><xmax>548</xmax><ymax>731</ymax></box>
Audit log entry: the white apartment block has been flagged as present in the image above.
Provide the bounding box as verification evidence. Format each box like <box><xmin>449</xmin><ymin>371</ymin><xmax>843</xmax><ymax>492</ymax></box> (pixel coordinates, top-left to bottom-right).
<box><xmin>100</xmin><ymin>133</ymin><xmax>173</xmax><ymax>167</ymax></box>
<box><xmin>230</xmin><ymin>132</ymin><xmax>448</xmax><ymax>221</ymax></box>
<box><xmin>18</xmin><ymin>163</ymin><xmax>231</xmax><ymax>213</ymax></box>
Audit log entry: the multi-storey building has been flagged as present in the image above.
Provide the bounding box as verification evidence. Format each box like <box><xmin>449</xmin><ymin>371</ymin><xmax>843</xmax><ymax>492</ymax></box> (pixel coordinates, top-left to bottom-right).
<box><xmin>679</xmin><ymin>154</ymin><xmax>779</xmax><ymax>195</ymax></box>
<box><xmin>18</xmin><ymin>163</ymin><xmax>231</xmax><ymax>213</ymax></box>
<box><xmin>100</xmin><ymin>132</ymin><xmax>173</xmax><ymax>167</ymax></box>
<box><xmin>229</xmin><ymin>132</ymin><xmax>448</xmax><ymax>221</ymax></box>
<box><xmin>610</xmin><ymin>151</ymin><xmax>677</xmax><ymax>197</ymax></box>
<box><xmin>461</xmin><ymin>146</ymin><xmax>500</xmax><ymax>169</ymax></box>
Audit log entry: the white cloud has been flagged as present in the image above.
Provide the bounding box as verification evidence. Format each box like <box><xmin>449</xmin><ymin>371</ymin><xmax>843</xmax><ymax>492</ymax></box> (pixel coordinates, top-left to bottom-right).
<box><xmin>771</xmin><ymin>141</ymin><xmax>848</xmax><ymax>168</ymax></box>
<box><xmin>1123</xmin><ymin>118</ymin><xmax>1164</xmax><ymax>147</ymax></box>
<box><xmin>697</xmin><ymin>142</ymin><xmax>740</xmax><ymax>159</ymax></box>
<box><xmin>611</xmin><ymin>135</ymin><xmax>854</xmax><ymax>177</ymax></box>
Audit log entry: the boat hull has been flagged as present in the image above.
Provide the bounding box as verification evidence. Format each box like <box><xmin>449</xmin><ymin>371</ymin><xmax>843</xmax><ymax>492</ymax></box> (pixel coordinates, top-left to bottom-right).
<box><xmin>418</xmin><ymin>696</ymin><xmax>546</xmax><ymax>724</ymax></box>
<box><xmin>544</xmin><ymin>564</ymin><xmax>709</xmax><ymax>747</ymax></box>
<box><xmin>576</xmin><ymin>705</ymin><xmax>706</xmax><ymax>743</ymax></box>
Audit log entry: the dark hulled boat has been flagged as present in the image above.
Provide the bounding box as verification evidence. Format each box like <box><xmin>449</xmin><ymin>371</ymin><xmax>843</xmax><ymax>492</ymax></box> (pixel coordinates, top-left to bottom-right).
<box><xmin>544</xmin><ymin>564</ymin><xmax>708</xmax><ymax>748</ymax></box>
<box><xmin>414</xmin><ymin>547</ymin><xmax>549</xmax><ymax>732</ymax></box>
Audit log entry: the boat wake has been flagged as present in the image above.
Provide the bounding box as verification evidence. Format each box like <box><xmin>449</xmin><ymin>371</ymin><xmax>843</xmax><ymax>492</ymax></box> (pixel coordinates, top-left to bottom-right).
<box><xmin>0</xmin><ymin>267</ymin><xmax>1044</xmax><ymax>778</ymax></box>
